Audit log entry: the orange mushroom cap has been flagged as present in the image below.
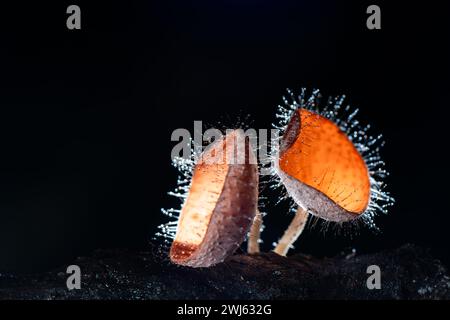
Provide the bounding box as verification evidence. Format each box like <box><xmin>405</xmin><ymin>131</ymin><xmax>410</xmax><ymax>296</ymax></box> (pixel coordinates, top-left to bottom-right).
<box><xmin>276</xmin><ymin>108</ymin><xmax>371</xmax><ymax>222</ymax></box>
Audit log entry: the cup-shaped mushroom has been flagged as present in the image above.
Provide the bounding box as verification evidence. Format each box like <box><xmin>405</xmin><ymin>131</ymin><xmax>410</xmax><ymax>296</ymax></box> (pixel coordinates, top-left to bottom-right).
<box><xmin>170</xmin><ymin>130</ymin><xmax>259</xmax><ymax>267</ymax></box>
<box><xmin>275</xmin><ymin>108</ymin><xmax>371</xmax><ymax>222</ymax></box>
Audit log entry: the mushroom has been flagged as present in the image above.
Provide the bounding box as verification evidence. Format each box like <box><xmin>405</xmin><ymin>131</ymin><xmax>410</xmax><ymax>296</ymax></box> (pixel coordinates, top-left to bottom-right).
<box><xmin>272</xmin><ymin>89</ymin><xmax>393</xmax><ymax>256</ymax></box>
<box><xmin>168</xmin><ymin>130</ymin><xmax>259</xmax><ymax>267</ymax></box>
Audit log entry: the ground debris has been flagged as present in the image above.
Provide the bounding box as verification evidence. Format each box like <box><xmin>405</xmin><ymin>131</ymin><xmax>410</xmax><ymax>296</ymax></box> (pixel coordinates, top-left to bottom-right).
<box><xmin>1</xmin><ymin>244</ymin><xmax>449</xmax><ymax>300</ymax></box>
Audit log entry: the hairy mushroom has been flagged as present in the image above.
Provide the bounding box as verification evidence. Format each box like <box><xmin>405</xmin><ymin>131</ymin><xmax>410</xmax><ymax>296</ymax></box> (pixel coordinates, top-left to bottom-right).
<box><xmin>272</xmin><ymin>89</ymin><xmax>393</xmax><ymax>256</ymax></box>
<box><xmin>169</xmin><ymin>130</ymin><xmax>259</xmax><ymax>267</ymax></box>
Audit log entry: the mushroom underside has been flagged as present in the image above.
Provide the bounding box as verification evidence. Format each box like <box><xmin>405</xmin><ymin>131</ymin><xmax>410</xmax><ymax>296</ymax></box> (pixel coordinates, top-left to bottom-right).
<box><xmin>275</xmin><ymin>165</ymin><xmax>360</xmax><ymax>223</ymax></box>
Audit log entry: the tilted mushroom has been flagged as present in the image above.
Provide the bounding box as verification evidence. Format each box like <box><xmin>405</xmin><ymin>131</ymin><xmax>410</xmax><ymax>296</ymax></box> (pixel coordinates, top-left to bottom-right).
<box><xmin>272</xmin><ymin>89</ymin><xmax>393</xmax><ymax>256</ymax></box>
<box><xmin>165</xmin><ymin>130</ymin><xmax>259</xmax><ymax>267</ymax></box>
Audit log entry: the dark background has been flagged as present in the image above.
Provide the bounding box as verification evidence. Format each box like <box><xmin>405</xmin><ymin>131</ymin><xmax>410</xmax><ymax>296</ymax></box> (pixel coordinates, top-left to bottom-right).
<box><xmin>0</xmin><ymin>1</ymin><xmax>448</xmax><ymax>272</ymax></box>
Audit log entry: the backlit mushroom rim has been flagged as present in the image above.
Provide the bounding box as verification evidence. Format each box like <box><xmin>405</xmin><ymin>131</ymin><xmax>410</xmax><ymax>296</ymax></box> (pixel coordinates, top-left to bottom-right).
<box><xmin>270</xmin><ymin>88</ymin><xmax>394</xmax><ymax>231</ymax></box>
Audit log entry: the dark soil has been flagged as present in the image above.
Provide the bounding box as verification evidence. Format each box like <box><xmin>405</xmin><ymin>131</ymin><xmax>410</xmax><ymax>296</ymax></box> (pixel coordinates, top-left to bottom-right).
<box><xmin>1</xmin><ymin>244</ymin><xmax>449</xmax><ymax>300</ymax></box>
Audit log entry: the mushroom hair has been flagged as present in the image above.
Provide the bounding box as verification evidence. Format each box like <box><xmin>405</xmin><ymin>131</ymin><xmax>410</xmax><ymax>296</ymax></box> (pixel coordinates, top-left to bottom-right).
<box><xmin>270</xmin><ymin>88</ymin><xmax>394</xmax><ymax>255</ymax></box>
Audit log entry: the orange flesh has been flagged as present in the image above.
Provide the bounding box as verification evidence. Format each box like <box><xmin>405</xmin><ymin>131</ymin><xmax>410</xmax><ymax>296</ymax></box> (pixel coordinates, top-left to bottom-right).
<box><xmin>171</xmin><ymin>131</ymin><xmax>248</xmax><ymax>261</ymax></box>
<box><xmin>173</xmin><ymin>144</ymin><xmax>229</xmax><ymax>257</ymax></box>
<box><xmin>279</xmin><ymin>109</ymin><xmax>370</xmax><ymax>214</ymax></box>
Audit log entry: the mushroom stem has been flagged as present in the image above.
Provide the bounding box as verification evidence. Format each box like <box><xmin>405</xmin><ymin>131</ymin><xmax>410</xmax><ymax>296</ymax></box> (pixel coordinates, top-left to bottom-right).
<box><xmin>247</xmin><ymin>210</ymin><xmax>263</xmax><ymax>254</ymax></box>
<box><xmin>273</xmin><ymin>207</ymin><xmax>309</xmax><ymax>256</ymax></box>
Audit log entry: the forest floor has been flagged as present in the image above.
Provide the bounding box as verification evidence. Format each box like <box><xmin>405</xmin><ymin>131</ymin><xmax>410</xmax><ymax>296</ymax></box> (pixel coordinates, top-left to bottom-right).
<box><xmin>1</xmin><ymin>244</ymin><xmax>449</xmax><ymax>299</ymax></box>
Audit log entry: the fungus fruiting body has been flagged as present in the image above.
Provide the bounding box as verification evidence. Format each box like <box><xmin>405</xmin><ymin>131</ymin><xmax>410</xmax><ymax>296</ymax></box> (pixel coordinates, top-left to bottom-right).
<box><xmin>272</xmin><ymin>89</ymin><xmax>394</xmax><ymax>255</ymax></box>
<box><xmin>276</xmin><ymin>108</ymin><xmax>370</xmax><ymax>222</ymax></box>
<box><xmin>160</xmin><ymin>88</ymin><xmax>394</xmax><ymax>264</ymax></box>
<box><xmin>161</xmin><ymin>130</ymin><xmax>259</xmax><ymax>268</ymax></box>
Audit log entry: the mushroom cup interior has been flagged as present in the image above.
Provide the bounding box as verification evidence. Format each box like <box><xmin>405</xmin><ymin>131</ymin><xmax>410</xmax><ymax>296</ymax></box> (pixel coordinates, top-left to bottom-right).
<box><xmin>170</xmin><ymin>152</ymin><xmax>229</xmax><ymax>262</ymax></box>
<box><xmin>170</xmin><ymin>130</ymin><xmax>258</xmax><ymax>266</ymax></box>
<box><xmin>277</xmin><ymin>108</ymin><xmax>371</xmax><ymax>222</ymax></box>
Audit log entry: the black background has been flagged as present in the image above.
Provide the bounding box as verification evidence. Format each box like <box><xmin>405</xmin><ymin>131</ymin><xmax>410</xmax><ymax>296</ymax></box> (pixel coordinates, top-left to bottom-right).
<box><xmin>0</xmin><ymin>1</ymin><xmax>448</xmax><ymax>272</ymax></box>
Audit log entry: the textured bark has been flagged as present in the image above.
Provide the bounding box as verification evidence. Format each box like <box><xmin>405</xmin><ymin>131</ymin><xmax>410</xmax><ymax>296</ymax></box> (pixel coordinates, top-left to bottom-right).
<box><xmin>0</xmin><ymin>244</ymin><xmax>449</xmax><ymax>300</ymax></box>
